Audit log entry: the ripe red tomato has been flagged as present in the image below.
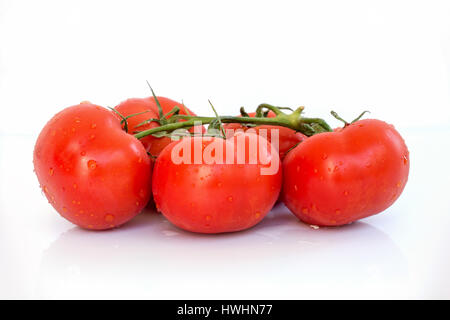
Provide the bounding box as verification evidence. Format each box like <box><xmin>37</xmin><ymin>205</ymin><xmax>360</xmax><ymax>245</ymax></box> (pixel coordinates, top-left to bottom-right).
<box><xmin>115</xmin><ymin>96</ymin><xmax>202</xmax><ymax>156</ymax></box>
<box><xmin>282</xmin><ymin>119</ymin><xmax>409</xmax><ymax>226</ymax></box>
<box><xmin>152</xmin><ymin>132</ymin><xmax>282</xmax><ymax>233</ymax></box>
<box><xmin>223</xmin><ymin>111</ymin><xmax>306</xmax><ymax>159</ymax></box>
<box><xmin>33</xmin><ymin>103</ymin><xmax>152</xmax><ymax>230</ymax></box>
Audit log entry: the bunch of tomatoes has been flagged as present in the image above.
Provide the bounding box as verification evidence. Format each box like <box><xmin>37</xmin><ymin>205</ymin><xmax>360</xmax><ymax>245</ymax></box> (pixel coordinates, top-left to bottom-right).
<box><xmin>33</xmin><ymin>92</ymin><xmax>410</xmax><ymax>233</ymax></box>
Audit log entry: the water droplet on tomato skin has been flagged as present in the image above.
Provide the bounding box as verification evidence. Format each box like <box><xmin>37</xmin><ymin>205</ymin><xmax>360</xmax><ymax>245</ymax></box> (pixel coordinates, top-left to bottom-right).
<box><xmin>403</xmin><ymin>155</ymin><xmax>408</xmax><ymax>165</ymax></box>
<box><xmin>217</xmin><ymin>182</ymin><xmax>222</xmax><ymax>187</ymax></box>
<box><xmin>313</xmin><ymin>168</ymin><xmax>318</xmax><ymax>174</ymax></box>
<box><xmin>344</xmin><ymin>191</ymin><xmax>349</xmax><ymax>196</ymax></box>
<box><xmin>49</xmin><ymin>168</ymin><xmax>54</xmax><ymax>176</ymax></box>
<box><xmin>396</xmin><ymin>181</ymin><xmax>402</xmax><ymax>188</ymax></box>
<box><xmin>89</xmin><ymin>134</ymin><xmax>96</xmax><ymax>140</ymax></box>
<box><xmin>91</xmin><ymin>123</ymin><xmax>97</xmax><ymax>129</ymax></box>
<box><xmin>335</xmin><ymin>209</ymin><xmax>341</xmax><ymax>215</ymax></box>
<box><xmin>255</xmin><ymin>212</ymin><xmax>261</xmax><ymax>218</ymax></box>
<box><xmin>104</xmin><ymin>214</ymin><xmax>115</xmax><ymax>223</ymax></box>
<box><xmin>227</xmin><ymin>196</ymin><xmax>233</xmax><ymax>202</ymax></box>
<box><xmin>80</xmin><ymin>151</ymin><xmax>86</xmax><ymax>156</ymax></box>
<box><xmin>301</xmin><ymin>207</ymin><xmax>309</xmax><ymax>214</ymax></box>
<box><xmin>87</xmin><ymin>160</ymin><xmax>97</xmax><ymax>169</ymax></box>
<box><xmin>205</xmin><ymin>215</ymin><xmax>212</xmax><ymax>221</ymax></box>
<box><xmin>294</xmin><ymin>185</ymin><xmax>298</xmax><ymax>191</ymax></box>
<box><xmin>321</xmin><ymin>154</ymin><xmax>328</xmax><ymax>160</ymax></box>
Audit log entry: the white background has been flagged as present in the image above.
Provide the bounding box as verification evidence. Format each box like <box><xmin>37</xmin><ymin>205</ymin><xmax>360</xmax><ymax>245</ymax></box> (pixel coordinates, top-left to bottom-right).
<box><xmin>1</xmin><ymin>0</ymin><xmax>450</xmax><ymax>299</ymax></box>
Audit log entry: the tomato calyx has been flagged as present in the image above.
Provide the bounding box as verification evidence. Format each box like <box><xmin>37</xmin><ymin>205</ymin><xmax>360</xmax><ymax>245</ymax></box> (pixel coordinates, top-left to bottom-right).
<box><xmin>331</xmin><ymin>110</ymin><xmax>371</xmax><ymax>128</ymax></box>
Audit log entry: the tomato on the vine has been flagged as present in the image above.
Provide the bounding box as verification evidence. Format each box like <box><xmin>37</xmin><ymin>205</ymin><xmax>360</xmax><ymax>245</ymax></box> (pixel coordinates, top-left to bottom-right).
<box><xmin>223</xmin><ymin>111</ymin><xmax>306</xmax><ymax>159</ymax></box>
<box><xmin>152</xmin><ymin>132</ymin><xmax>282</xmax><ymax>233</ymax></box>
<box><xmin>282</xmin><ymin>119</ymin><xmax>409</xmax><ymax>226</ymax></box>
<box><xmin>115</xmin><ymin>96</ymin><xmax>203</xmax><ymax>156</ymax></box>
<box><xmin>33</xmin><ymin>103</ymin><xmax>152</xmax><ymax>230</ymax></box>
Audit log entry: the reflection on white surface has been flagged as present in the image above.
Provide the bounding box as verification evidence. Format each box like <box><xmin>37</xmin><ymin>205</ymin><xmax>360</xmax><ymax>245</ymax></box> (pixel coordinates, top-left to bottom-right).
<box><xmin>36</xmin><ymin>206</ymin><xmax>406</xmax><ymax>299</ymax></box>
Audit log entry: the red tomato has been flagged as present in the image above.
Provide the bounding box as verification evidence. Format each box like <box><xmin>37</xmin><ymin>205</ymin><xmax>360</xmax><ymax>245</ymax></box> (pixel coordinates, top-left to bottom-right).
<box><xmin>223</xmin><ymin>111</ymin><xmax>306</xmax><ymax>159</ymax></box>
<box><xmin>152</xmin><ymin>132</ymin><xmax>282</xmax><ymax>233</ymax></box>
<box><xmin>115</xmin><ymin>96</ymin><xmax>202</xmax><ymax>156</ymax></box>
<box><xmin>33</xmin><ymin>103</ymin><xmax>152</xmax><ymax>230</ymax></box>
<box><xmin>282</xmin><ymin>119</ymin><xmax>409</xmax><ymax>226</ymax></box>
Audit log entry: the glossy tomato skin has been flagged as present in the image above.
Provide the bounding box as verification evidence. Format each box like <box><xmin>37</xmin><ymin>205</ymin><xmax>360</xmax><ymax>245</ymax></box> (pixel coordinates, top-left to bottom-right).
<box><xmin>115</xmin><ymin>96</ymin><xmax>202</xmax><ymax>156</ymax></box>
<box><xmin>282</xmin><ymin>119</ymin><xmax>409</xmax><ymax>226</ymax></box>
<box><xmin>33</xmin><ymin>103</ymin><xmax>152</xmax><ymax>230</ymax></box>
<box><xmin>223</xmin><ymin>112</ymin><xmax>306</xmax><ymax>159</ymax></box>
<box><xmin>152</xmin><ymin>132</ymin><xmax>282</xmax><ymax>233</ymax></box>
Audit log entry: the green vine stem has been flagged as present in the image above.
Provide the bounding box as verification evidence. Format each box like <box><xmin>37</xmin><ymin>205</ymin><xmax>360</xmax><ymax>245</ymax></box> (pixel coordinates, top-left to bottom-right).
<box><xmin>133</xmin><ymin>104</ymin><xmax>333</xmax><ymax>140</ymax></box>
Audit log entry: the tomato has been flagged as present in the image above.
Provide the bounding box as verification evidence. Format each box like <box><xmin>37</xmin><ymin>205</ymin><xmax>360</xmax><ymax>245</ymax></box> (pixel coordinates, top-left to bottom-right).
<box><xmin>152</xmin><ymin>132</ymin><xmax>282</xmax><ymax>233</ymax></box>
<box><xmin>282</xmin><ymin>119</ymin><xmax>409</xmax><ymax>226</ymax></box>
<box><xmin>223</xmin><ymin>111</ymin><xmax>306</xmax><ymax>159</ymax></box>
<box><xmin>33</xmin><ymin>103</ymin><xmax>152</xmax><ymax>230</ymax></box>
<box><xmin>115</xmin><ymin>96</ymin><xmax>203</xmax><ymax>156</ymax></box>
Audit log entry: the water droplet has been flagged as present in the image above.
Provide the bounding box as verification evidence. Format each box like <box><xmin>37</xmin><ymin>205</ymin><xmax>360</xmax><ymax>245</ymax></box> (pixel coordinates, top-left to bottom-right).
<box><xmin>313</xmin><ymin>168</ymin><xmax>318</xmax><ymax>173</ymax></box>
<box><xmin>138</xmin><ymin>157</ymin><xmax>142</xmax><ymax>163</ymax></box>
<box><xmin>49</xmin><ymin>168</ymin><xmax>54</xmax><ymax>176</ymax></box>
<box><xmin>255</xmin><ymin>211</ymin><xmax>261</xmax><ymax>218</ymax></box>
<box><xmin>135</xmin><ymin>201</ymin><xmax>140</xmax><ymax>206</ymax></box>
<box><xmin>403</xmin><ymin>155</ymin><xmax>408</xmax><ymax>165</ymax></box>
<box><xmin>72</xmin><ymin>200</ymin><xmax>76</xmax><ymax>204</ymax></box>
<box><xmin>80</xmin><ymin>151</ymin><xmax>86</xmax><ymax>156</ymax></box>
<box><xmin>87</xmin><ymin>160</ymin><xmax>97</xmax><ymax>169</ymax></box>
<box><xmin>104</xmin><ymin>214</ymin><xmax>115</xmax><ymax>222</ymax></box>
<box><xmin>62</xmin><ymin>207</ymin><xmax>67</xmax><ymax>212</ymax></box>
<box><xmin>205</xmin><ymin>215</ymin><xmax>211</xmax><ymax>221</ymax></box>
<box><xmin>294</xmin><ymin>185</ymin><xmax>298</xmax><ymax>191</ymax></box>
<box><xmin>296</xmin><ymin>165</ymin><xmax>300</xmax><ymax>172</ymax></box>
<box><xmin>139</xmin><ymin>189</ymin><xmax>146</xmax><ymax>198</ymax></box>
<box><xmin>91</xmin><ymin>123</ymin><xmax>97</xmax><ymax>129</ymax></box>
<box><xmin>43</xmin><ymin>186</ymin><xmax>49</xmax><ymax>193</ymax></box>
<box><xmin>228</xmin><ymin>196</ymin><xmax>233</xmax><ymax>202</ymax></box>
<box><xmin>217</xmin><ymin>182</ymin><xmax>222</xmax><ymax>187</ymax></box>
<box><xmin>333</xmin><ymin>166</ymin><xmax>339</xmax><ymax>172</ymax></box>
<box><xmin>71</xmin><ymin>127</ymin><xmax>76</xmax><ymax>132</ymax></box>
<box><xmin>396</xmin><ymin>181</ymin><xmax>401</xmax><ymax>188</ymax></box>
<box><xmin>89</xmin><ymin>134</ymin><xmax>96</xmax><ymax>140</ymax></box>
<box><xmin>344</xmin><ymin>191</ymin><xmax>349</xmax><ymax>196</ymax></box>
<box><xmin>335</xmin><ymin>209</ymin><xmax>341</xmax><ymax>215</ymax></box>
<box><xmin>75</xmin><ymin>119</ymin><xmax>81</xmax><ymax>123</ymax></box>
<box><xmin>73</xmin><ymin>183</ymin><xmax>77</xmax><ymax>189</ymax></box>
<box><xmin>301</xmin><ymin>207</ymin><xmax>309</xmax><ymax>214</ymax></box>
<box><xmin>79</xmin><ymin>210</ymin><xmax>84</xmax><ymax>214</ymax></box>
<box><xmin>321</xmin><ymin>154</ymin><xmax>328</xmax><ymax>160</ymax></box>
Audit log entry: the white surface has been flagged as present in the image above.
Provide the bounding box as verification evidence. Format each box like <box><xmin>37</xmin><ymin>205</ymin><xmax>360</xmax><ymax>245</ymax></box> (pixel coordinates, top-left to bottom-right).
<box><xmin>1</xmin><ymin>0</ymin><xmax>450</xmax><ymax>299</ymax></box>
